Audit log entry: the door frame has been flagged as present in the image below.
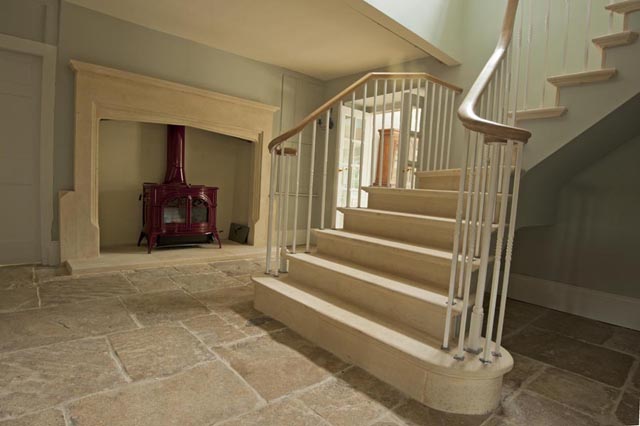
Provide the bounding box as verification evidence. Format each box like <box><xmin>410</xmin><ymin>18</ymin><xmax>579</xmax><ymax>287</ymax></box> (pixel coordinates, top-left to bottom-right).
<box><xmin>0</xmin><ymin>34</ymin><xmax>57</xmax><ymax>265</ymax></box>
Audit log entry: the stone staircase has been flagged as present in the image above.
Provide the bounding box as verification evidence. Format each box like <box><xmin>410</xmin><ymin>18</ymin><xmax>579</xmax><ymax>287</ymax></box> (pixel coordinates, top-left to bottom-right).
<box><xmin>253</xmin><ymin>169</ymin><xmax>511</xmax><ymax>415</ymax></box>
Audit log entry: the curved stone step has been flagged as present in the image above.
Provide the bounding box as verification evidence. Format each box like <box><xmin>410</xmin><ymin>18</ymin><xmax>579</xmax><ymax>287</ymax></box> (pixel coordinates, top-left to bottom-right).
<box><xmin>253</xmin><ymin>276</ymin><xmax>513</xmax><ymax>415</ymax></box>
<box><xmin>313</xmin><ymin>229</ymin><xmax>479</xmax><ymax>288</ymax></box>
<box><xmin>339</xmin><ymin>207</ymin><xmax>457</xmax><ymax>250</ymax></box>
<box><xmin>287</xmin><ymin>252</ymin><xmax>461</xmax><ymax>339</ymax></box>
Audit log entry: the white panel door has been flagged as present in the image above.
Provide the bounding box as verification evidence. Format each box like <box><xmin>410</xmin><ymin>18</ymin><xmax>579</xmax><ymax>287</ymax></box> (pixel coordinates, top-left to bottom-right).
<box><xmin>0</xmin><ymin>48</ymin><xmax>42</xmax><ymax>265</ymax></box>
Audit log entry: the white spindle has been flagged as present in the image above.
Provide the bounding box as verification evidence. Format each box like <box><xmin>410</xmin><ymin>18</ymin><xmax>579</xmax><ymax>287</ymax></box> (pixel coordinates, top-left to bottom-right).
<box><xmin>305</xmin><ymin>124</ymin><xmax>317</xmax><ymax>252</ymax></box>
<box><xmin>275</xmin><ymin>152</ymin><xmax>284</xmax><ymax>274</ymax></box>
<box><xmin>396</xmin><ymin>79</ymin><xmax>407</xmax><ymax>187</ymax></box>
<box><xmin>482</xmin><ymin>140</ymin><xmax>514</xmax><ymax>362</ymax></box>
<box><xmin>445</xmin><ymin>89</ymin><xmax>455</xmax><ymax>168</ymax></box>
<box><xmin>347</xmin><ymin>94</ymin><xmax>356</xmax><ymax>208</ymax></box>
<box><xmin>379</xmin><ymin>80</ymin><xmax>388</xmax><ymax>186</ymax></box>
<box><xmin>584</xmin><ymin>0</ymin><xmax>593</xmax><ymax>70</ymax></box>
<box><xmin>265</xmin><ymin>152</ymin><xmax>277</xmax><ymax>274</ymax></box>
<box><xmin>281</xmin><ymin>151</ymin><xmax>292</xmax><ymax>272</ymax></box>
<box><xmin>609</xmin><ymin>0</ymin><xmax>614</xmax><ymax>33</ymax></box>
<box><xmin>495</xmin><ymin>142</ymin><xmax>524</xmax><ymax>355</ymax></box>
<box><xmin>320</xmin><ymin>110</ymin><xmax>330</xmax><ymax>229</ymax></box>
<box><xmin>443</xmin><ymin>129</ymin><xmax>471</xmax><ymax>350</ymax></box>
<box><xmin>370</xmin><ymin>80</ymin><xmax>379</xmax><ymax>186</ymax></box>
<box><xmin>358</xmin><ymin>83</ymin><xmax>368</xmax><ymax>207</ymax></box>
<box><xmin>427</xmin><ymin>83</ymin><xmax>436</xmax><ymax>171</ymax></box>
<box><xmin>468</xmin><ymin>144</ymin><xmax>501</xmax><ymax>352</ymax></box>
<box><xmin>439</xmin><ymin>88</ymin><xmax>448</xmax><ymax>169</ymax></box>
<box><xmin>455</xmin><ymin>135</ymin><xmax>484</xmax><ymax>360</ymax></box>
<box><xmin>434</xmin><ymin>85</ymin><xmax>443</xmax><ymax>170</ymax></box>
<box><xmin>418</xmin><ymin>81</ymin><xmax>430</xmax><ymax>172</ymax></box>
<box><xmin>292</xmin><ymin>133</ymin><xmax>302</xmax><ymax>254</ymax></box>
<box><xmin>388</xmin><ymin>80</ymin><xmax>397</xmax><ymax>187</ymax></box>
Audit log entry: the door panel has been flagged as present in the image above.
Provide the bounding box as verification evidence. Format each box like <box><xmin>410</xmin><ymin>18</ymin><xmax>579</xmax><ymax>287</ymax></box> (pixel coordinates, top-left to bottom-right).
<box><xmin>0</xmin><ymin>49</ymin><xmax>42</xmax><ymax>264</ymax></box>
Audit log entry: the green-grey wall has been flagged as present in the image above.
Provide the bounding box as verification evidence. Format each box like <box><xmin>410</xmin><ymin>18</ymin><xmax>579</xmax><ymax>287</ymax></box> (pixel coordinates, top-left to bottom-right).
<box><xmin>51</xmin><ymin>1</ymin><xmax>324</xmax><ymax>240</ymax></box>
<box><xmin>512</xmin><ymin>133</ymin><xmax>640</xmax><ymax>299</ymax></box>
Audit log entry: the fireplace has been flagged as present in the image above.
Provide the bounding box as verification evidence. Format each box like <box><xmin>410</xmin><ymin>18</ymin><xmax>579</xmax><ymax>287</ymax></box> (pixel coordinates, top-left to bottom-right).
<box><xmin>137</xmin><ymin>125</ymin><xmax>221</xmax><ymax>253</ymax></box>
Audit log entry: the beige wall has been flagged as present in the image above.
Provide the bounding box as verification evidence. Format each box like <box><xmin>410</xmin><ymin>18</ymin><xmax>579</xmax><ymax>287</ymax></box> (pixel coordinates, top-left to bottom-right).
<box><xmin>98</xmin><ymin>121</ymin><xmax>250</xmax><ymax>248</ymax></box>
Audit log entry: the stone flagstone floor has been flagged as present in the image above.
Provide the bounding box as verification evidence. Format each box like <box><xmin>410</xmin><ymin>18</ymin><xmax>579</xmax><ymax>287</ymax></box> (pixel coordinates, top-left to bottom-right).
<box><xmin>0</xmin><ymin>259</ymin><xmax>638</xmax><ymax>425</ymax></box>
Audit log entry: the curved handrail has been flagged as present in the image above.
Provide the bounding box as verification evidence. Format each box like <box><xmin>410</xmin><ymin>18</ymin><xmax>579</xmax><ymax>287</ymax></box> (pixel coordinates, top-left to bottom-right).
<box><xmin>458</xmin><ymin>0</ymin><xmax>532</xmax><ymax>143</ymax></box>
<box><xmin>268</xmin><ymin>72</ymin><xmax>463</xmax><ymax>152</ymax></box>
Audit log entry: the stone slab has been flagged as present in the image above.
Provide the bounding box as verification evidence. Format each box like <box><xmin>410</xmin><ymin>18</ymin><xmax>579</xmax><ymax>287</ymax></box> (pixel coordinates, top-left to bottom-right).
<box><xmin>217</xmin><ymin>329</ymin><xmax>348</xmax><ymax>401</ymax></box>
<box><xmin>109</xmin><ymin>326</ymin><xmax>213</xmax><ymax>380</ymax></box>
<box><xmin>221</xmin><ymin>398</ymin><xmax>327</xmax><ymax>426</ymax></box>
<box><xmin>0</xmin><ymin>338</ymin><xmax>125</xmax><ymax>418</ymax></box>
<box><xmin>67</xmin><ymin>361</ymin><xmax>261</xmax><ymax>426</ymax></box>
<box><xmin>120</xmin><ymin>290</ymin><xmax>209</xmax><ymax>326</ymax></box>
<box><xmin>0</xmin><ymin>266</ymin><xmax>33</xmax><ymax>290</ymax></box>
<box><xmin>39</xmin><ymin>274</ymin><xmax>137</xmax><ymax>306</ymax></box>
<box><xmin>172</xmin><ymin>272</ymin><xmax>244</xmax><ymax>293</ymax></box>
<box><xmin>0</xmin><ymin>288</ymin><xmax>38</xmax><ymax>313</ymax></box>
<box><xmin>0</xmin><ymin>409</ymin><xmax>65</xmax><ymax>426</ymax></box>
<box><xmin>0</xmin><ymin>298</ymin><xmax>136</xmax><ymax>353</ymax></box>
<box><xmin>182</xmin><ymin>314</ymin><xmax>248</xmax><ymax>348</ymax></box>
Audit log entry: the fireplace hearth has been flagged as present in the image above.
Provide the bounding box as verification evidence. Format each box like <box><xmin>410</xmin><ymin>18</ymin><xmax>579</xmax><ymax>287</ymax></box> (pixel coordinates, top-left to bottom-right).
<box><xmin>137</xmin><ymin>125</ymin><xmax>221</xmax><ymax>253</ymax></box>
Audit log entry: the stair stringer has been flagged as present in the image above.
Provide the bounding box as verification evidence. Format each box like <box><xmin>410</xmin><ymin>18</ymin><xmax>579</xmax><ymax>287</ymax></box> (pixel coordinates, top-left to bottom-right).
<box><xmin>517</xmin><ymin>18</ymin><xmax>640</xmax><ymax>228</ymax></box>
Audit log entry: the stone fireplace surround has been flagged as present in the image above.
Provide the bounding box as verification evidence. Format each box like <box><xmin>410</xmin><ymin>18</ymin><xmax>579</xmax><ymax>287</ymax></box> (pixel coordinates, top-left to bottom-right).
<box><xmin>59</xmin><ymin>61</ymin><xmax>279</xmax><ymax>262</ymax></box>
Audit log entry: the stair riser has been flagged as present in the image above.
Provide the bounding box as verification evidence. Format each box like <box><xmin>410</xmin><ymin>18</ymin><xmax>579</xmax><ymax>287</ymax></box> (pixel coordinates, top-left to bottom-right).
<box><xmin>367</xmin><ymin>191</ymin><xmax>506</xmax><ymax>223</ymax></box>
<box><xmin>368</xmin><ymin>192</ymin><xmax>458</xmax><ymax>217</ymax></box>
<box><xmin>316</xmin><ymin>234</ymin><xmax>460</xmax><ymax>287</ymax></box>
<box><xmin>416</xmin><ymin>175</ymin><xmax>461</xmax><ymax>191</ymax></box>
<box><xmin>254</xmin><ymin>283</ymin><xmax>504</xmax><ymax>415</ymax></box>
<box><xmin>288</xmin><ymin>256</ymin><xmax>453</xmax><ymax>339</ymax></box>
<box><xmin>342</xmin><ymin>213</ymin><xmax>455</xmax><ymax>250</ymax></box>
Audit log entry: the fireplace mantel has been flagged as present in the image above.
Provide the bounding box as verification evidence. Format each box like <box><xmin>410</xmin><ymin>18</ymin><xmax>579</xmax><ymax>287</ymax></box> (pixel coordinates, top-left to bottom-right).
<box><xmin>59</xmin><ymin>60</ymin><xmax>279</xmax><ymax>262</ymax></box>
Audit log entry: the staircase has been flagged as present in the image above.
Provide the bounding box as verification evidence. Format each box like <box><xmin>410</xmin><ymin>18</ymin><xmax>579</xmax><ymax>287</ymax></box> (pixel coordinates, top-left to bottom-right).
<box><xmin>252</xmin><ymin>0</ymin><xmax>639</xmax><ymax>416</ymax></box>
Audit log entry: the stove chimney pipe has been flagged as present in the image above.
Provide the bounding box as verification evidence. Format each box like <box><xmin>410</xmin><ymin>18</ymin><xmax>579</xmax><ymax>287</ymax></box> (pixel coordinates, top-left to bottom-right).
<box><xmin>164</xmin><ymin>125</ymin><xmax>187</xmax><ymax>185</ymax></box>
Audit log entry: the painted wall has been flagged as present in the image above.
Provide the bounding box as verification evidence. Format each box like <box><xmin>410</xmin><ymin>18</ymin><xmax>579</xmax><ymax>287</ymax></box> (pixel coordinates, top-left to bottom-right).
<box><xmin>512</xmin><ymin>133</ymin><xmax>640</xmax><ymax>299</ymax></box>
<box><xmin>52</xmin><ymin>1</ymin><xmax>324</xmax><ymax>242</ymax></box>
<box><xmin>0</xmin><ymin>0</ymin><xmax>59</xmax><ymax>45</ymax></box>
<box><xmin>361</xmin><ymin>0</ymin><xmax>466</xmax><ymax>61</ymax></box>
<box><xmin>98</xmin><ymin>121</ymin><xmax>250</xmax><ymax>248</ymax></box>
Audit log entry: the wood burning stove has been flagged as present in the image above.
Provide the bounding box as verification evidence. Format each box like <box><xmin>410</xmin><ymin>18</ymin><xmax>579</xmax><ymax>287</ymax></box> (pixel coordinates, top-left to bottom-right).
<box><xmin>137</xmin><ymin>125</ymin><xmax>221</xmax><ymax>253</ymax></box>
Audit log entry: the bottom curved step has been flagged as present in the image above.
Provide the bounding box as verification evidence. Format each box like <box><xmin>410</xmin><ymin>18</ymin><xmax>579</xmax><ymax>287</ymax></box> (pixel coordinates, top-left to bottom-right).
<box><xmin>253</xmin><ymin>275</ymin><xmax>513</xmax><ymax>415</ymax></box>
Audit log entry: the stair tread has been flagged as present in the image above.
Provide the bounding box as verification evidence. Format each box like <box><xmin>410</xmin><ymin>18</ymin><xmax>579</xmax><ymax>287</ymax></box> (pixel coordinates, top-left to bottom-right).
<box><xmin>288</xmin><ymin>252</ymin><xmax>459</xmax><ymax>310</ymax></box>
<box><xmin>593</xmin><ymin>31</ymin><xmax>639</xmax><ymax>48</ymax></box>
<box><xmin>254</xmin><ymin>276</ymin><xmax>510</xmax><ymax>378</ymax></box>
<box><xmin>363</xmin><ymin>186</ymin><xmax>458</xmax><ymax>197</ymax></box>
<box><xmin>548</xmin><ymin>68</ymin><xmax>617</xmax><ymax>87</ymax></box>
<box><xmin>513</xmin><ymin>106</ymin><xmax>568</xmax><ymax>121</ymax></box>
<box><xmin>315</xmin><ymin>229</ymin><xmax>457</xmax><ymax>261</ymax></box>
<box><xmin>338</xmin><ymin>207</ymin><xmax>457</xmax><ymax>224</ymax></box>
<box><xmin>605</xmin><ymin>0</ymin><xmax>640</xmax><ymax>14</ymax></box>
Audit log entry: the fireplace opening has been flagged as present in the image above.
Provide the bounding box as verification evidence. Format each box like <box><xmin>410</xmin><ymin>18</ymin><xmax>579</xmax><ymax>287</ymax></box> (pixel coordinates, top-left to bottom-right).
<box><xmin>98</xmin><ymin>120</ymin><xmax>252</xmax><ymax>252</ymax></box>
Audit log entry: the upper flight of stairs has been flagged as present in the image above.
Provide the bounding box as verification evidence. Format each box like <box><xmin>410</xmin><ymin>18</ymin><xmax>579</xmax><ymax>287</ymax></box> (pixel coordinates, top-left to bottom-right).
<box><xmin>253</xmin><ymin>171</ymin><xmax>512</xmax><ymax>415</ymax></box>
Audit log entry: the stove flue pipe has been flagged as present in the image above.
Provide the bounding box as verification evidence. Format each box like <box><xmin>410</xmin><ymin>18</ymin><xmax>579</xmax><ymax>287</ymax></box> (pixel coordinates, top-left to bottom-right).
<box><xmin>164</xmin><ymin>125</ymin><xmax>187</xmax><ymax>185</ymax></box>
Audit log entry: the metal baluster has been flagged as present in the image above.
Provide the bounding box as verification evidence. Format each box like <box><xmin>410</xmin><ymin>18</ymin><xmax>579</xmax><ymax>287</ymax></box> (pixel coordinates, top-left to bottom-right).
<box><xmin>292</xmin><ymin>133</ymin><xmax>303</xmax><ymax>254</ymax></box>
<box><xmin>433</xmin><ymin>85</ymin><xmax>443</xmax><ymax>171</ymax></box>
<box><xmin>265</xmin><ymin>152</ymin><xmax>277</xmax><ymax>274</ymax></box>
<box><xmin>427</xmin><ymin>82</ymin><xmax>436</xmax><ymax>171</ymax></box>
<box><xmin>482</xmin><ymin>140</ymin><xmax>514</xmax><ymax>362</ymax></box>
<box><xmin>563</xmin><ymin>0</ymin><xmax>571</xmax><ymax>73</ymax></box>
<box><xmin>281</xmin><ymin>148</ymin><xmax>292</xmax><ymax>272</ymax></box>
<box><xmin>522</xmin><ymin>0</ymin><xmax>534</xmax><ymax>109</ymax></box>
<box><xmin>347</xmin><ymin>93</ymin><xmax>356</xmax><ymax>209</ymax></box>
<box><xmin>418</xmin><ymin>80</ymin><xmax>430</xmax><ymax>173</ymax></box>
<box><xmin>439</xmin><ymin>88</ymin><xmax>449</xmax><ymax>170</ymax></box>
<box><xmin>396</xmin><ymin>79</ymin><xmax>406</xmax><ymax>186</ymax></box>
<box><xmin>445</xmin><ymin>90</ymin><xmax>456</xmax><ymax>169</ymax></box>
<box><xmin>370</xmin><ymin>80</ymin><xmax>379</xmax><ymax>187</ymax></box>
<box><xmin>378</xmin><ymin>80</ymin><xmax>388</xmax><ymax>186</ymax></box>
<box><xmin>320</xmin><ymin>110</ymin><xmax>330</xmax><ymax>229</ymax></box>
<box><xmin>443</xmin><ymin>129</ymin><xmax>471</xmax><ymax>350</ymax></box>
<box><xmin>275</xmin><ymin>151</ymin><xmax>285</xmax><ymax>274</ymax></box>
<box><xmin>388</xmin><ymin>80</ymin><xmax>397</xmax><ymax>187</ymax></box>
<box><xmin>305</xmin><ymin>124</ymin><xmax>317</xmax><ymax>253</ymax></box>
<box><xmin>358</xmin><ymin>83</ymin><xmax>368</xmax><ymax>207</ymax></box>
<box><xmin>494</xmin><ymin>142</ymin><xmax>524</xmax><ymax>356</ymax></box>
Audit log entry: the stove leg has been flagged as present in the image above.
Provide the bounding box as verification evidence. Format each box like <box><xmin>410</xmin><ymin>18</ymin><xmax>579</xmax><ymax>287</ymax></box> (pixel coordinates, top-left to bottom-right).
<box><xmin>147</xmin><ymin>234</ymin><xmax>156</xmax><ymax>254</ymax></box>
<box><xmin>137</xmin><ymin>232</ymin><xmax>146</xmax><ymax>247</ymax></box>
<box><xmin>213</xmin><ymin>230</ymin><xmax>222</xmax><ymax>248</ymax></box>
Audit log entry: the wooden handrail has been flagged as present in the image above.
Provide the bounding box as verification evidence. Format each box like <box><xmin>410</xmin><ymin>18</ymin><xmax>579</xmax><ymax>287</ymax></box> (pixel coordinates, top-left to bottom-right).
<box><xmin>268</xmin><ymin>72</ymin><xmax>463</xmax><ymax>152</ymax></box>
<box><xmin>457</xmin><ymin>0</ymin><xmax>532</xmax><ymax>143</ymax></box>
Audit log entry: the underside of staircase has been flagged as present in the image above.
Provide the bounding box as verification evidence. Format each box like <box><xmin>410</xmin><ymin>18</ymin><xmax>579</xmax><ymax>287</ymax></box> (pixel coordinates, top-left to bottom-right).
<box><xmin>253</xmin><ymin>171</ymin><xmax>513</xmax><ymax>415</ymax></box>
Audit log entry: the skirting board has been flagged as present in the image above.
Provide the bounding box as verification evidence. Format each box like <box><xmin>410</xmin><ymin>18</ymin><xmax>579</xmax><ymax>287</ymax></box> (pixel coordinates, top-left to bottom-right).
<box><xmin>46</xmin><ymin>242</ymin><xmax>60</xmax><ymax>266</ymax></box>
<box><xmin>509</xmin><ymin>273</ymin><xmax>640</xmax><ymax>331</ymax></box>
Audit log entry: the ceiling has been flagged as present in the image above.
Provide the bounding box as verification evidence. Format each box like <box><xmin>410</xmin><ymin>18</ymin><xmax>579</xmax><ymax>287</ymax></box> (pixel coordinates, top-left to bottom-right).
<box><xmin>65</xmin><ymin>0</ymin><xmax>430</xmax><ymax>81</ymax></box>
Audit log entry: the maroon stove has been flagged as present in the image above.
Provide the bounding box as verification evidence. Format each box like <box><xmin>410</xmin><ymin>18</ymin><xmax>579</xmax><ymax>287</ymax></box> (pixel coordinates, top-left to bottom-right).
<box><xmin>138</xmin><ymin>125</ymin><xmax>221</xmax><ymax>253</ymax></box>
